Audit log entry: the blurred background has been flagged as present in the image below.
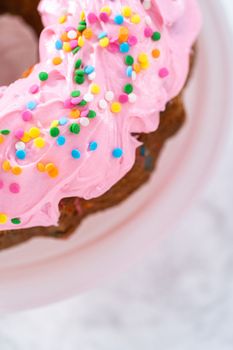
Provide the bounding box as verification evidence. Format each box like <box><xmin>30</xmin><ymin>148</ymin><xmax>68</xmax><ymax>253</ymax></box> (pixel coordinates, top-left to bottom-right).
<box><xmin>0</xmin><ymin>1</ymin><xmax>233</xmax><ymax>349</ymax></box>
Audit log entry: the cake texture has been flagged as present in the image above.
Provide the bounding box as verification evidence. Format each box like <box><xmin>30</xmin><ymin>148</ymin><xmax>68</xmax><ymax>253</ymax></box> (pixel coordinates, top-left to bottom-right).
<box><xmin>0</xmin><ymin>0</ymin><xmax>201</xmax><ymax>250</ymax></box>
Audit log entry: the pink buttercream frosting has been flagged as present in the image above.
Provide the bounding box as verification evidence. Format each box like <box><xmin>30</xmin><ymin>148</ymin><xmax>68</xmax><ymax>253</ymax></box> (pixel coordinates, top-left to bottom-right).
<box><xmin>0</xmin><ymin>0</ymin><xmax>201</xmax><ymax>229</ymax></box>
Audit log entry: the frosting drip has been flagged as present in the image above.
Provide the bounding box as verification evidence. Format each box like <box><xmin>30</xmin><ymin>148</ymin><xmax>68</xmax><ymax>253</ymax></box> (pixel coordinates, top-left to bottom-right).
<box><xmin>0</xmin><ymin>0</ymin><xmax>201</xmax><ymax>229</ymax></box>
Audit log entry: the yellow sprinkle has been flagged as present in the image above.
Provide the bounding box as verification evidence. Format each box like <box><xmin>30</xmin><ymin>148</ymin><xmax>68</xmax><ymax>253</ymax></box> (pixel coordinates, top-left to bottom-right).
<box><xmin>78</xmin><ymin>36</ymin><xmax>85</xmax><ymax>47</ymax></box>
<box><xmin>0</xmin><ymin>135</ymin><xmax>4</xmax><ymax>144</ymax></box>
<box><xmin>122</xmin><ymin>6</ymin><xmax>132</xmax><ymax>18</ymax></box>
<box><xmin>2</xmin><ymin>160</ymin><xmax>11</xmax><ymax>172</ymax></box>
<box><xmin>29</xmin><ymin>127</ymin><xmax>40</xmax><ymax>139</ymax></box>
<box><xmin>34</xmin><ymin>137</ymin><xmax>46</xmax><ymax>149</ymax></box>
<box><xmin>80</xmin><ymin>10</ymin><xmax>86</xmax><ymax>21</ymax></box>
<box><xmin>138</xmin><ymin>53</ymin><xmax>149</xmax><ymax>64</ymax></box>
<box><xmin>100</xmin><ymin>6</ymin><xmax>112</xmax><ymax>15</ymax></box>
<box><xmin>130</xmin><ymin>14</ymin><xmax>141</xmax><ymax>24</ymax></box>
<box><xmin>70</xmin><ymin>109</ymin><xmax>80</xmax><ymax>119</ymax></box>
<box><xmin>140</xmin><ymin>61</ymin><xmax>150</xmax><ymax>70</ymax></box>
<box><xmin>37</xmin><ymin>162</ymin><xmax>45</xmax><ymax>172</ymax></box>
<box><xmin>63</xmin><ymin>42</ymin><xmax>71</xmax><ymax>52</ymax></box>
<box><xmin>53</xmin><ymin>57</ymin><xmax>63</xmax><ymax>65</ymax></box>
<box><xmin>21</xmin><ymin>132</ymin><xmax>31</xmax><ymax>143</ymax></box>
<box><xmin>59</xmin><ymin>15</ymin><xmax>67</xmax><ymax>24</ymax></box>
<box><xmin>99</xmin><ymin>37</ymin><xmax>109</xmax><ymax>48</ymax></box>
<box><xmin>45</xmin><ymin>163</ymin><xmax>55</xmax><ymax>172</ymax></box>
<box><xmin>111</xmin><ymin>102</ymin><xmax>122</xmax><ymax>114</ymax></box>
<box><xmin>0</xmin><ymin>213</ymin><xmax>8</xmax><ymax>224</ymax></box>
<box><xmin>51</xmin><ymin>120</ymin><xmax>59</xmax><ymax>127</ymax></box>
<box><xmin>12</xmin><ymin>166</ymin><xmax>22</xmax><ymax>175</ymax></box>
<box><xmin>90</xmin><ymin>83</ymin><xmax>101</xmax><ymax>95</ymax></box>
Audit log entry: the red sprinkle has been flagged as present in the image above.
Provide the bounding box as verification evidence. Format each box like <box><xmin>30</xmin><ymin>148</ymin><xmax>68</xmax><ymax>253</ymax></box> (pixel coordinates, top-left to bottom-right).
<box><xmin>9</xmin><ymin>183</ymin><xmax>20</xmax><ymax>194</ymax></box>
<box><xmin>159</xmin><ymin>67</ymin><xmax>169</xmax><ymax>78</ymax></box>
<box><xmin>119</xmin><ymin>93</ymin><xmax>128</xmax><ymax>103</ymax></box>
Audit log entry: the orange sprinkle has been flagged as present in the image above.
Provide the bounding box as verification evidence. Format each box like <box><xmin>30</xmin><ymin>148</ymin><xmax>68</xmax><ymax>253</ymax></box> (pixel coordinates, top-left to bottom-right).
<box><xmin>61</xmin><ymin>32</ymin><xmax>69</xmax><ymax>42</ymax></box>
<box><xmin>133</xmin><ymin>63</ymin><xmax>141</xmax><ymax>73</ymax></box>
<box><xmin>118</xmin><ymin>27</ymin><xmax>129</xmax><ymax>43</ymax></box>
<box><xmin>53</xmin><ymin>57</ymin><xmax>63</xmax><ymax>65</ymax></box>
<box><xmin>70</xmin><ymin>109</ymin><xmax>81</xmax><ymax>119</ymax></box>
<box><xmin>152</xmin><ymin>49</ymin><xmax>160</xmax><ymax>59</ymax></box>
<box><xmin>37</xmin><ymin>163</ymin><xmax>45</xmax><ymax>172</ymax></box>
<box><xmin>22</xmin><ymin>66</ymin><xmax>34</xmax><ymax>78</ymax></box>
<box><xmin>12</xmin><ymin>166</ymin><xmax>22</xmax><ymax>175</ymax></box>
<box><xmin>2</xmin><ymin>160</ymin><xmax>11</xmax><ymax>172</ymax></box>
<box><xmin>0</xmin><ymin>135</ymin><xmax>4</xmax><ymax>144</ymax></box>
<box><xmin>83</xmin><ymin>28</ymin><xmax>93</xmax><ymax>40</ymax></box>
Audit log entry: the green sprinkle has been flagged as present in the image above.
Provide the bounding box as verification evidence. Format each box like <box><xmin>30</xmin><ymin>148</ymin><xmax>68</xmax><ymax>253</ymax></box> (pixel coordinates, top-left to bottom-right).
<box><xmin>75</xmin><ymin>69</ymin><xmax>85</xmax><ymax>76</ymax></box>
<box><xmin>79</xmin><ymin>100</ymin><xmax>87</xmax><ymax>107</ymax></box>
<box><xmin>70</xmin><ymin>123</ymin><xmax>81</xmax><ymax>134</ymax></box>
<box><xmin>75</xmin><ymin>59</ymin><xmax>82</xmax><ymax>69</ymax></box>
<box><xmin>75</xmin><ymin>75</ymin><xmax>85</xmax><ymax>84</ymax></box>
<box><xmin>152</xmin><ymin>32</ymin><xmax>161</xmax><ymax>41</ymax></box>
<box><xmin>125</xmin><ymin>55</ymin><xmax>134</xmax><ymax>66</ymax></box>
<box><xmin>124</xmin><ymin>83</ymin><xmax>133</xmax><ymax>94</ymax></box>
<box><xmin>72</xmin><ymin>46</ymin><xmax>81</xmax><ymax>55</ymax></box>
<box><xmin>39</xmin><ymin>71</ymin><xmax>49</xmax><ymax>81</ymax></box>
<box><xmin>71</xmin><ymin>90</ymin><xmax>81</xmax><ymax>98</ymax></box>
<box><xmin>1</xmin><ymin>129</ymin><xmax>10</xmax><ymax>135</ymax></box>
<box><xmin>11</xmin><ymin>218</ymin><xmax>21</xmax><ymax>225</ymax></box>
<box><xmin>50</xmin><ymin>127</ymin><xmax>60</xmax><ymax>137</ymax></box>
<box><xmin>88</xmin><ymin>110</ymin><xmax>96</xmax><ymax>119</ymax></box>
<box><xmin>77</xmin><ymin>21</ymin><xmax>86</xmax><ymax>32</ymax></box>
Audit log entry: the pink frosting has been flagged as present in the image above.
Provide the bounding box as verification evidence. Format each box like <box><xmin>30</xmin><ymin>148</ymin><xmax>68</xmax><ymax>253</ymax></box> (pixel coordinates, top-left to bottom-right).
<box><xmin>0</xmin><ymin>0</ymin><xmax>201</xmax><ymax>229</ymax></box>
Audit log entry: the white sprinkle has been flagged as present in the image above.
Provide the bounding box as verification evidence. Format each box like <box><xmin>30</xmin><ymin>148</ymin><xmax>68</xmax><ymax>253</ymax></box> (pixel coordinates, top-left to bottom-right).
<box><xmin>79</xmin><ymin>117</ymin><xmax>90</xmax><ymax>127</ymax></box>
<box><xmin>145</xmin><ymin>15</ymin><xmax>152</xmax><ymax>26</ymax></box>
<box><xmin>67</xmin><ymin>30</ymin><xmax>77</xmax><ymax>40</ymax></box>
<box><xmin>84</xmin><ymin>93</ymin><xmax>94</xmax><ymax>102</ymax></box>
<box><xmin>131</xmin><ymin>71</ymin><xmax>137</xmax><ymax>81</ymax></box>
<box><xmin>128</xmin><ymin>93</ymin><xmax>137</xmax><ymax>103</ymax></box>
<box><xmin>15</xmin><ymin>141</ymin><xmax>26</xmax><ymax>150</ymax></box>
<box><xmin>105</xmin><ymin>91</ymin><xmax>114</xmax><ymax>102</ymax></box>
<box><xmin>143</xmin><ymin>0</ymin><xmax>152</xmax><ymax>10</ymax></box>
<box><xmin>99</xmin><ymin>99</ymin><xmax>108</xmax><ymax>109</ymax></box>
<box><xmin>88</xmin><ymin>72</ymin><xmax>96</xmax><ymax>81</ymax></box>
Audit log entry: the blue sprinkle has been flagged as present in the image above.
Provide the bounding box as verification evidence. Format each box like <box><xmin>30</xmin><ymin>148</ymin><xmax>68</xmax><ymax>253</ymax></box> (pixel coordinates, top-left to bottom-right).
<box><xmin>26</xmin><ymin>101</ymin><xmax>37</xmax><ymax>111</ymax></box>
<box><xmin>59</xmin><ymin>117</ymin><xmax>68</xmax><ymax>126</ymax></box>
<box><xmin>71</xmin><ymin>149</ymin><xmax>81</xmax><ymax>159</ymax></box>
<box><xmin>126</xmin><ymin>66</ymin><xmax>133</xmax><ymax>77</ymax></box>
<box><xmin>16</xmin><ymin>149</ymin><xmax>26</xmax><ymax>160</ymax></box>
<box><xmin>120</xmin><ymin>42</ymin><xmax>130</xmax><ymax>53</ymax></box>
<box><xmin>98</xmin><ymin>31</ymin><xmax>107</xmax><ymax>39</ymax></box>
<box><xmin>57</xmin><ymin>135</ymin><xmax>66</xmax><ymax>146</ymax></box>
<box><xmin>114</xmin><ymin>15</ymin><xmax>124</xmax><ymax>25</ymax></box>
<box><xmin>112</xmin><ymin>148</ymin><xmax>123</xmax><ymax>158</ymax></box>
<box><xmin>89</xmin><ymin>141</ymin><xmax>98</xmax><ymax>151</ymax></box>
<box><xmin>140</xmin><ymin>145</ymin><xmax>146</xmax><ymax>157</ymax></box>
<box><xmin>55</xmin><ymin>40</ymin><xmax>63</xmax><ymax>50</ymax></box>
<box><xmin>84</xmin><ymin>65</ymin><xmax>95</xmax><ymax>75</ymax></box>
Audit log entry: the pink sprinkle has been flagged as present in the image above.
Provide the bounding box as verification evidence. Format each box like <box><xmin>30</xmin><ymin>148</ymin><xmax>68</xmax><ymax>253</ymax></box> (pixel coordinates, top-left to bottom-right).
<box><xmin>22</xmin><ymin>110</ymin><xmax>32</xmax><ymax>122</ymax></box>
<box><xmin>70</xmin><ymin>40</ymin><xmax>78</xmax><ymax>49</ymax></box>
<box><xmin>144</xmin><ymin>27</ymin><xmax>153</xmax><ymax>37</ymax></box>
<box><xmin>29</xmin><ymin>84</ymin><xmax>39</xmax><ymax>94</ymax></box>
<box><xmin>0</xmin><ymin>180</ymin><xmax>4</xmax><ymax>190</ymax></box>
<box><xmin>159</xmin><ymin>67</ymin><xmax>169</xmax><ymax>78</ymax></box>
<box><xmin>81</xmin><ymin>109</ymin><xmax>89</xmax><ymax>117</ymax></box>
<box><xmin>71</xmin><ymin>97</ymin><xmax>82</xmax><ymax>105</ymax></box>
<box><xmin>64</xmin><ymin>99</ymin><xmax>73</xmax><ymax>109</ymax></box>
<box><xmin>128</xmin><ymin>35</ymin><xmax>138</xmax><ymax>46</ymax></box>
<box><xmin>87</xmin><ymin>12</ymin><xmax>98</xmax><ymax>24</ymax></box>
<box><xmin>65</xmin><ymin>26</ymin><xmax>75</xmax><ymax>32</ymax></box>
<box><xmin>108</xmin><ymin>42</ymin><xmax>119</xmax><ymax>53</ymax></box>
<box><xmin>119</xmin><ymin>94</ymin><xmax>129</xmax><ymax>104</ymax></box>
<box><xmin>14</xmin><ymin>129</ymin><xmax>24</xmax><ymax>139</ymax></box>
<box><xmin>9</xmin><ymin>183</ymin><xmax>20</xmax><ymax>194</ymax></box>
<box><xmin>99</xmin><ymin>12</ymin><xmax>109</xmax><ymax>23</ymax></box>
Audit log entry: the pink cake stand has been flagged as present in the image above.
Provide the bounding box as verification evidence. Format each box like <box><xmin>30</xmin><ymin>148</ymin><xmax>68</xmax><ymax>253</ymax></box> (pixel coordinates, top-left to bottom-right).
<box><xmin>0</xmin><ymin>1</ymin><xmax>232</xmax><ymax>312</ymax></box>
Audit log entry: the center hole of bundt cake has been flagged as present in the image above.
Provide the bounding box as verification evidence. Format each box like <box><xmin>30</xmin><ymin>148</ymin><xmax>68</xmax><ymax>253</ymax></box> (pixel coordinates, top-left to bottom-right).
<box><xmin>0</xmin><ymin>14</ymin><xmax>40</xmax><ymax>86</ymax></box>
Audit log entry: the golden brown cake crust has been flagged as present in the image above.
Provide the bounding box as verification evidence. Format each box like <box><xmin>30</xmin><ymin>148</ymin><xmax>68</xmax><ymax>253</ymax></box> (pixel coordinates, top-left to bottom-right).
<box><xmin>0</xmin><ymin>2</ymin><xmax>195</xmax><ymax>250</ymax></box>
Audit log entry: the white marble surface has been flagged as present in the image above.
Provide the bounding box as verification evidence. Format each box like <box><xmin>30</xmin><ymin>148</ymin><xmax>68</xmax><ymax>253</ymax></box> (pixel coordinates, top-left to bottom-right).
<box><xmin>1</xmin><ymin>1</ymin><xmax>233</xmax><ymax>349</ymax></box>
